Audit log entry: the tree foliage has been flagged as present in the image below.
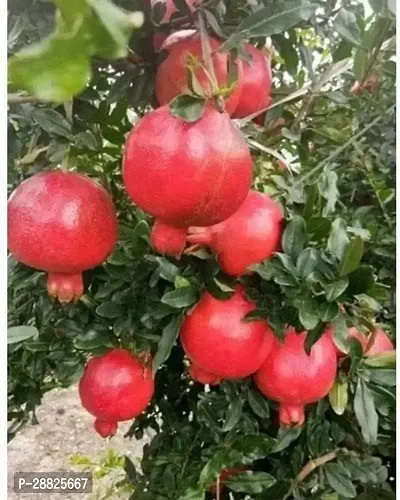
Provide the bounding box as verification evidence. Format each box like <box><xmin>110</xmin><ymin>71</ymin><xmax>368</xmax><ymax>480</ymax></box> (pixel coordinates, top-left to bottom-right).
<box><xmin>7</xmin><ymin>0</ymin><xmax>396</xmax><ymax>498</ymax></box>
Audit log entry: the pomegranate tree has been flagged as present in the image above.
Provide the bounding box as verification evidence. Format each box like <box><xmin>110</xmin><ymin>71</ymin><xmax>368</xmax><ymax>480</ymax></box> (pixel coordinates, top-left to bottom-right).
<box><xmin>254</xmin><ymin>328</ymin><xmax>337</xmax><ymax>425</ymax></box>
<box><xmin>186</xmin><ymin>190</ymin><xmax>283</xmax><ymax>276</ymax></box>
<box><xmin>180</xmin><ymin>285</ymin><xmax>274</xmax><ymax>379</ymax></box>
<box><xmin>79</xmin><ymin>349</ymin><xmax>154</xmax><ymax>438</ymax></box>
<box><xmin>155</xmin><ymin>33</ymin><xmax>243</xmax><ymax>114</ymax></box>
<box><xmin>7</xmin><ymin>171</ymin><xmax>118</xmax><ymax>303</ymax></box>
<box><xmin>123</xmin><ymin>104</ymin><xmax>252</xmax><ymax>257</ymax></box>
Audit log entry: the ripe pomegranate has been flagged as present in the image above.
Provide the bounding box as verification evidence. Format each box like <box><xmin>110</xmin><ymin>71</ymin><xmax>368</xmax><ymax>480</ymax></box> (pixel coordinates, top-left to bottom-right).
<box><xmin>254</xmin><ymin>328</ymin><xmax>337</xmax><ymax>425</ymax></box>
<box><xmin>7</xmin><ymin>171</ymin><xmax>118</xmax><ymax>303</ymax></box>
<box><xmin>155</xmin><ymin>33</ymin><xmax>243</xmax><ymax>115</ymax></box>
<box><xmin>232</xmin><ymin>44</ymin><xmax>272</xmax><ymax>119</ymax></box>
<box><xmin>210</xmin><ymin>466</ymin><xmax>248</xmax><ymax>495</ymax></box>
<box><xmin>330</xmin><ymin>326</ymin><xmax>394</xmax><ymax>357</ymax></box>
<box><xmin>186</xmin><ymin>190</ymin><xmax>283</xmax><ymax>276</ymax></box>
<box><xmin>188</xmin><ymin>362</ymin><xmax>221</xmax><ymax>385</ymax></box>
<box><xmin>150</xmin><ymin>0</ymin><xmax>199</xmax><ymax>25</ymax></box>
<box><xmin>180</xmin><ymin>285</ymin><xmax>274</xmax><ymax>379</ymax></box>
<box><xmin>79</xmin><ymin>349</ymin><xmax>154</xmax><ymax>438</ymax></box>
<box><xmin>123</xmin><ymin>104</ymin><xmax>252</xmax><ymax>257</ymax></box>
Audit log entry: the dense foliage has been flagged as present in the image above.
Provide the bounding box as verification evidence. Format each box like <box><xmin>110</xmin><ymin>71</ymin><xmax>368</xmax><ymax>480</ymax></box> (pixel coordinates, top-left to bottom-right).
<box><xmin>8</xmin><ymin>0</ymin><xmax>396</xmax><ymax>499</ymax></box>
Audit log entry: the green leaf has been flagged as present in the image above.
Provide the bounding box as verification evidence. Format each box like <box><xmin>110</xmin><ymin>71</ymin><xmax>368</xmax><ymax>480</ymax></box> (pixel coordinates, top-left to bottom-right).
<box><xmin>221</xmin><ymin>3</ymin><xmax>316</xmax><ymax>50</ymax></box>
<box><xmin>333</xmin><ymin>9</ymin><xmax>362</xmax><ymax>47</ymax></box>
<box><xmin>347</xmin><ymin>265</ymin><xmax>375</xmax><ymax>295</ymax></box>
<box><xmin>339</xmin><ymin>237</ymin><xmax>364</xmax><ymax>276</ymax></box>
<box><xmin>32</xmin><ymin>108</ymin><xmax>72</xmax><ymax>139</ymax></box>
<box><xmin>7</xmin><ymin>326</ymin><xmax>39</xmax><ymax>345</ymax></box>
<box><xmin>324</xmin><ymin>463</ymin><xmax>357</xmax><ymax>498</ymax></box>
<box><xmin>74</xmin><ymin>130</ymin><xmax>98</xmax><ymax>150</ymax></box>
<box><xmin>305</xmin><ymin>323</ymin><xmax>326</xmax><ymax>353</ymax></box>
<box><xmin>353</xmin><ymin>48</ymin><xmax>369</xmax><ymax>82</ymax></box>
<box><xmin>74</xmin><ymin>328</ymin><xmax>114</xmax><ymax>350</ymax></box>
<box><xmin>329</xmin><ymin>378</ymin><xmax>348</xmax><ymax>416</ymax></box>
<box><xmin>226</xmin><ymin>471</ymin><xmax>276</xmax><ymax>494</ymax></box>
<box><xmin>161</xmin><ymin>286</ymin><xmax>198</xmax><ymax>308</ymax></box>
<box><xmin>354</xmin><ymin>378</ymin><xmax>378</xmax><ymax>445</ymax></box>
<box><xmin>364</xmin><ymin>351</ymin><xmax>396</xmax><ymax>368</ymax></box>
<box><xmin>96</xmin><ymin>301</ymin><xmax>123</xmax><ymax>319</ymax></box>
<box><xmin>325</xmin><ymin>277</ymin><xmax>349</xmax><ymax>302</ymax></box>
<box><xmin>282</xmin><ymin>215</ymin><xmax>307</xmax><ymax>260</ymax></box>
<box><xmin>327</xmin><ymin>219</ymin><xmax>350</xmax><ymax>261</ymax></box>
<box><xmin>298</xmin><ymin>297</ymin><xmax>320</xmax><ymax>330</ymax></box>
<box><xmin>169</xmin><ymin>95</ymin><xmax>206</xmax><ymax>123</ymax></box>
<box><xmin>178</xmin><ymin>486</ymin><xmax>205</xmax><ymax>500</ymax></box>
<box><xmin>366</xmin><ymin>368</ymin><xmax>396</xmax><ymax>386</ymax></box>
<box><xmin>331</xmin><ymin>314</ymin><xmax>348</xmax><ymax>354</ymax></box>
<box><xmin>152</xmin><ymin>315</ymin><xmax>183</xmax><ymax>372</ymax></box>
<box><xmin>319</xmin><ymin>302</ymin><xmax>339</xmax><ymax>322</ymax></box>
<box><xmin>296</xmin><ymin>248</ymin><xmax>318</xmax><ymax>277</ymax></box>
<box><xmin>223</xmin><ymin>399</ymin><xmax>244</xmax><ymax>432</ymax></box>
<box><xmin>247</xmin><ymin>389</ymin><xmax>270</xmax><ymax>418</ymax></box>
<box><xmin>273</xmin><ymin>426</ymin><xmax>302</xmax><ymax>453</ymax></box>
<box><xmin>231</xmin><ymin>434</ymin><xmax>276</xmax><ymax>463</ymax></box>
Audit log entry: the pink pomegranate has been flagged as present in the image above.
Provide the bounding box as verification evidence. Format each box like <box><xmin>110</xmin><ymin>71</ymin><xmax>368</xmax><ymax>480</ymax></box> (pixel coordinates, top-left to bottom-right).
<box><xmin>180</xmin><ymin>285</ymin><xmax>274</xmax><ymax>379</ymax></box>
<box><xmin>79</xmin><ymin>349</ymin><xmax>154</xmax><ymax>438</ymax></box>
<box><xmin>188</xmin><ymin>362</ymin><xmax>221</xmax><ymax>385</ymax></box>
<box><xmin>155</xmin><ymin>33</ymin><xmax>243</xmax><ymax>115</ymax></box>
<box><xmin>232</xmin><ymin>44</ymin><xmax>272</xmax><ymax>119</ymax></box>
<box><xmin>187</xmin><ymin>190</ymin><xmax>283</xmax><ymax>276</ymax></box>
<box><xmin>123</xmin><ymin>104</ymin><xmax>252</xmax><ymax>257</ymax></box>
<box><xmin>254</xmin><ymin>328</ymin><xmax>337</xmax><ymax>425</ymax></box>
<box><xmin>7</xmin><ymin>171</ymin><xmax>118</xmax><ymax>303</ymax></box>
<box><xmin>330</xmin><ymin>326</ymin><xmax>394</xmax><ymax>357</ymax></box>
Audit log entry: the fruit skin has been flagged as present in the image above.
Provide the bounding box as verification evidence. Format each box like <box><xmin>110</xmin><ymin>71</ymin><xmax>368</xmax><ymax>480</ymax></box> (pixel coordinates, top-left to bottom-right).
<box><xmin>330</xmin><ymin>326</ymin><xmax>394</xmax><ymax>357</ymax></box>
<box><xmin>254</xmin><ymin>328</ymin><xmax>337</xmax><ymax>426</ymax></box>
<box><xmin>232</xmin><ymin>44</ymin><xmax>272</xmax><ymax>119</ymax></box>
<box><xmin>123</xmin><ymin>104</ymin><xmax>252</xmax><ymax>256</ymax></box>
<box><xmin>180</xmin><ymin>285</ymin><xmax>274</xmax><ymax>379</ymax></box>
<box><xmin>210</xmin><ymin>466</ymin><xmax>248</xmax><ymax>494</ymax></box>
<box><xmin>7</xmin><ymin>171</ymin><xmax>118</xmax><ymax>303</ymax></box>
<box><xmin>79</xmin><ymin>349</ymin><xmax>154</xmax><ymax>438</ymax></box>
<box><xmin>150</xmin><ymin>220</ymin><xmax>188</xmax><ymax>258</ymax></box>
<box><xmin>187</xmin><ymin>190</ymin><xmax>283</xmax><ymax>276</ymax></box>
<box><xmin>188</xmin><ymin>362</ymin><xmax>221</xmax><ymax>385</ymax></box>
<box><xmin>155</xmin><ymin>33</ymin><xmax>243</xmax><ymax>115</ymax></box>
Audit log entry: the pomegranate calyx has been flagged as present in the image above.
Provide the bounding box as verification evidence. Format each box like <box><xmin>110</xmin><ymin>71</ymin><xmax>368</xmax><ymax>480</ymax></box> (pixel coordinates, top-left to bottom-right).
<box><xmin>94</xmin><ymin>418</ymin><xmax>118</xmax><ymax>438</ymax></box>
<box><xmin>279</xmin><ymin>403</ymin><xmax>305</xmax><ymax>426</ymax></box>
<box><xmin>186</xmin><ymin>227</ymin><xmax>213</xmax><ymax>246</ymax></box>
<box><xmin>150</xmin><ymin>221</ymin><xmax>187</xmax><ymax>258</ymax></box>
<box><xmin>47</xmin><ymin>272</ymin><xmax>84</xmax><ymax>304</ymax></box>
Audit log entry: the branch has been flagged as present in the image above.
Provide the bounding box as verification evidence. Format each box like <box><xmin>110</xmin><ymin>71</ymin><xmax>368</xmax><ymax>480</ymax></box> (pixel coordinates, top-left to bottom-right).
<box><xmin>283</xmin><ymin>448</ymin><xmax>340</xmax><ymax>500</ymax></box>
<box><xmin>8</xmin><ymin>93</ymin><xmax>40</xmax><ymax>104</ymax></box>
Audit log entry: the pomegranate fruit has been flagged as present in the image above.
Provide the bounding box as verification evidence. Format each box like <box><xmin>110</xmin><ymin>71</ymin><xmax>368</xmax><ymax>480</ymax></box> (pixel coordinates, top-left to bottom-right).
<box><xmin>155</xmin><ymin>33</ymin><xmax>243</xmax><ymax>115</ymax></box>
<box><xmin>79</xmin><ymin>349</ymin><xmax>154</xmax><ymax>438</ymax></box>
<box><xmin>330</xmin><ymin>326</ymin><xmax>394</xmax><ymax>357</ymax></box>
<box><xmin>123</xmin><ymin>104</ymin><xmax>252</xmax><ymax>257</ymax></box>
<box><xmin>180</xmin><ymin>285</ymin><xmax>274</xmax><ymax>379</ymax></box>
<box><xmin>188</xmin><ymin>362</ymin><xmax>221</xmax><ymax>385</ymax></box>
<box><xmin>7</xmin><ymin>170</ymin><xmax>118</xmax><ymax>303</ymax></box>
<box><xmin>232</xmin><ymin>44</ymin><xmax>272</xmax><ymax>119</ymax></box>
<box><xmin>254</xmin><ymin>328</ymin><xmax>337</xmax><ymax>425</ymax></box>
<box><xmin>186</xmin><ymin>190</ymin><xmax>283</xmax><ymax>276</ymax></box>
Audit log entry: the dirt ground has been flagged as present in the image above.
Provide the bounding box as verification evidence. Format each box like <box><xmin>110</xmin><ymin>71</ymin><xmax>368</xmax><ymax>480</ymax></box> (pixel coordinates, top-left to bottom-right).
<box><xmin>8</xmin><ymin>385</ymin><xmax>151</xmax><ymax>500</ymax></box>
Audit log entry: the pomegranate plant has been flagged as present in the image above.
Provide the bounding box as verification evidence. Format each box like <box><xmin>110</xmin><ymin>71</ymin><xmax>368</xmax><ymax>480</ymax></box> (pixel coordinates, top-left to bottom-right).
<box><xmin>79</xmin><ymin>349</ymin><xmax>154</xmax><ymax>437</ymax></box>
<box><xmin>7</xmin><ymin>0</ymin><xmax>396</xmax><ymax>499</ymax></box>
<box><xmin>7</xmin><ymin>171</ymin><xmax>118</xmax><ymax>303</ymax></box>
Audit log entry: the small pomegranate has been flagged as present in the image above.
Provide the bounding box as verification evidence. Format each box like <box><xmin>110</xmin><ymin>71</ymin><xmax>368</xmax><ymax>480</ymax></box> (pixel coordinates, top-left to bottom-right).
<box><xmin>155</xmin><ymin>33</ymin><xmax>243</xmax><ymax>115</ymax></box>
<box><xmin>232</xmin><ymin>44</ymin><xmax>272</xmax><ymax>119</ymax></box>
<box><xmin>210</xmin><ymin>466</ymin><xmax>248</xmax><ymax>495</ymax></box>
<box><xmin>79</xmin><ymin>349</ymin><xmax>154</xmax><ymax>438</ymax></box>
<box><xmin>254</xmin><ymin>328</ymin><xmax>337</xmax><ymax>426</ymax></box>
<box><xmin>188</xmin><ymin>362</ymin><xmax>221</xmax><ymax>385</ymax></box>
<box><xmin>7</xmin><ymin>171</ymin><xmax>118</xmax><ymax>303</ymax></box>
<box><xmin>330</xmin><ymin>326</ymin><xmax>394</xmax><ymax>357</ymax></box>
<box><xmin>150</xmin><ymin>0</ymin><xmax>199</xmax><ymax>25</ymax></box>
<box><xmin>180</xmin><ymin>285</ymin><xmax>274</xmax><ymax>379</ymax></box>
<box><xmin>187</xmin><ymin>190</ymin><xmax>283</xmax><ymax>276</ymax></box>
<box><xmin>123</xmin><ymin>104</ymin><xmax>252</xmax><ymax>257</ymax></box>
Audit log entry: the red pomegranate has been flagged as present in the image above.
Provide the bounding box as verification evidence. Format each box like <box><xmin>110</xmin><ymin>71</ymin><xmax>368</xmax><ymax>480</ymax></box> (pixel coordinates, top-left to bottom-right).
<box><xmin>155</xmin><ymin>33</ymin><xmax>243</xmax><ymax>115</ymax></box>
<box><xmin>180</xmin><ymin>285</ymin><xmax>274</xmax><ymax>379</ymax></box>
<box><xmin>187</xmin><ymin>190</ymin><xmax>283</xmax><ymax>276</ymax></box>
<box><xmin>150</xmin><ymin>0</ymin><xmax>199</xmax><ymax>25</ymax></box>
<box><xmin>79</xmin><ymin>349</ymin><xmax>154</xmax><ymax>438</ymax></box>
<box><xmin>330</xmin><ymin>326</ymin><xmax>394</xmax><ymax>357</ymax></box>
<box><xmin>123</xmin><ymin>104</ymin><xmax>252</xmax><ymax>257</ymax></box>
<box><xmin>7</xmin><ymin>171</ymin><xmax>118</xmax><ymax>303</ymax></box>
<box><xmin>210</xmin><ymin>466</ymin><xmax>248</xmax><ymax>494</ymax></box>
<box><xmin>188</xmin><ymin>362</ymin><xmax>221</xmax><ymax>385</ymax></box>
<box><xmin>232</xmin><ymin>44</ymin><xmax>272</xmax><ymax>119</ymax></box>
<box><xmin>254</xmin><ymin>328</ymin><xmax>337</xmax><ymax>425</ymax></box>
